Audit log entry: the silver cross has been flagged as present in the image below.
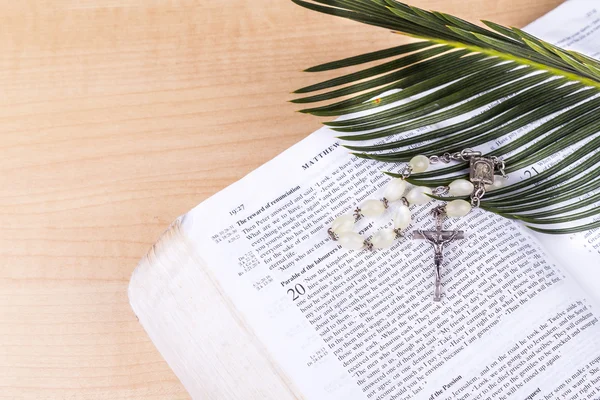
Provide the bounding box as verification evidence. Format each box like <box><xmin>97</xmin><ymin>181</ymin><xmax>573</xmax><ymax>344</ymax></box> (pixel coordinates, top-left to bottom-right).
<box><xmin>413</xmin><ymin>206</ymin><xmax>464</xmax><ymax>302</ymax></box>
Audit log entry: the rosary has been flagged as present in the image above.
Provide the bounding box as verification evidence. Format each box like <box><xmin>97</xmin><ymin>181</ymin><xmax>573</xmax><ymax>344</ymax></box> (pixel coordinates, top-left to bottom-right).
<box><xmin>328</xmin><ymin>149</ymin><xmax>507</xmax><ymax>302</ymax></box>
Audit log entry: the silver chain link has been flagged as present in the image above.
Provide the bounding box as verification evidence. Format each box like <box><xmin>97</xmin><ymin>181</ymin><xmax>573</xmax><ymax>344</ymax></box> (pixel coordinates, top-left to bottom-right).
<box><xmin>432</xmin><ymin>186</ymin><xmax>449</xmax><ymax>196</ymax></box>
<box><xmin>428</xmin><ymin>149</ymin><xmax>482</xmax><ymax>165</ymax></box>
<box><xmin>471</xmin><ymin>184</ymin><xmax>486</xmax><ymax>208</ymax></box>
<box><xmin>400</xmin><ymin>164</ymin><xmax>413</xmax><ymax>180</ymax></box>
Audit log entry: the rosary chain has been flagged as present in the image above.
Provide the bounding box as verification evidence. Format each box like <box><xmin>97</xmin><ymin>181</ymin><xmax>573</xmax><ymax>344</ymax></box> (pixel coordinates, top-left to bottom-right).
<box><xmin>491</xmin><ymin>156</ymin><xmax>507</xmax><ymax>178</ymax></box>
<box><xmin>327</xmin><ymin>228</ymin><xmax>338</xmax><ymax>241</ymax></box>
<box><xmin>381</xmin><ymin>197</ymin><xmax>390</xmax><ymax>209</ymax></box>
<box><xmin>429</xmin><ymin>148</ymin><xmax>481</xmax><ymax>165</ymax></box>
<box><xmin>432</xmin><ymin>186</ymin><xmax>449</xmax><ymax>196</ymax></box>
<box><xmin>400</xmin><ymin>164</ymin><xmax>413</xmax><ymax>180</ymax></box>
<box><xmin>353</xmin><ymin>207</ymin><xmax>362</xmax><ymax>222</ymax></box>
<box><xmin>471</xmin><ymin>184</ymin><xmax>486</xmax><ymax>208</ymax></box>
<box><xmin>332</xmin><ymin>149</ymin><xmax>508</xmax><ymax>249</ymax></box>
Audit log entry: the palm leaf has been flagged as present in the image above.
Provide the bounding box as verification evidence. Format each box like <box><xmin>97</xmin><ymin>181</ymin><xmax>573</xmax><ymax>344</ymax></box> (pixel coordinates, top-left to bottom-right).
<box><xmin>292</xmin><ymin>0</ymin><xmax>600</xmax><ymax>234</ymax></box>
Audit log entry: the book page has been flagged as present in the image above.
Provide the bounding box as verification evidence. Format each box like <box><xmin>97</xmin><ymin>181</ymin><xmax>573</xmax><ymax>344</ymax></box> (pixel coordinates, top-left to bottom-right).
<box><xmin>505</xmin><ymin>0</ymin><xmax>600</xmax><ymax>305</ymax></box>
<box><xmin>182</xmin><ymin>131</ymin><xmax>600</xmax><ymax>399</ymax></box>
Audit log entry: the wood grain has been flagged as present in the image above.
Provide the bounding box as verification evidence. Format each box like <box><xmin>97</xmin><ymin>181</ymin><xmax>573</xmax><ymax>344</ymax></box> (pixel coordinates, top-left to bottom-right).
<box><xmin>0</xmin><ymin>0</ymin><xmax>564</xmax><ymax>398</ymax></box>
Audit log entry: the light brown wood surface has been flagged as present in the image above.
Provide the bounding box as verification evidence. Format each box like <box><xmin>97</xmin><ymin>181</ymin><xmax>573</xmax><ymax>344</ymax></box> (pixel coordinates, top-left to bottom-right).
<box><xmin>0</xmin><ymin>0</ymin><xmax>564</xmax><ymax>398</ymax></box>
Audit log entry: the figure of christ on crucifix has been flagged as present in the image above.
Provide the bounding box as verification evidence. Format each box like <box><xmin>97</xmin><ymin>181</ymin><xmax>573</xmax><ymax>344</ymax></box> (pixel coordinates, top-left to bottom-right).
<box><xmin>413</xmin><ymin>206</ymin><xmax>465</xmax><ymax>302</ymax></box>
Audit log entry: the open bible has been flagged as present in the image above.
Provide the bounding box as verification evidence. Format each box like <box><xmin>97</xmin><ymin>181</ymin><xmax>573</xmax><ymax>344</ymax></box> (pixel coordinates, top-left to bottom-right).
<box><xmin>129</xmin><ymin>1</ymin><xmax>600</xmax><ymax>399</ymax></box>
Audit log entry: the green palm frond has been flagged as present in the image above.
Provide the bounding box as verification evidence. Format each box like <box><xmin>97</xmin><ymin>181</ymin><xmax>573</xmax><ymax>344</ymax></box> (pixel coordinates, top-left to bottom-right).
<box><xmin>292</xmin><ymin>0</ymin><xmax>600</xmax><ymax>234</ymax></box>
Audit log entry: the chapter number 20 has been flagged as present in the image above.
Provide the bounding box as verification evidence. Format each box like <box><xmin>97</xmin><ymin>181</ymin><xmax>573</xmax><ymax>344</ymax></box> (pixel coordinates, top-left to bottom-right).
<box><xmin>288</xmin><ymin>284</ymin><xmax>306</xmax><ymax>301</ymax></box>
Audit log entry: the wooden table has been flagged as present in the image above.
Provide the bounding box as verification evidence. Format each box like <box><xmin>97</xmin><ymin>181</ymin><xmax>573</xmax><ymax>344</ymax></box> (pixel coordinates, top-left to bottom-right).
<box><xmin>0</xmin><ymin>0</ymin><xmax>564</xmax><ymax>398</ymax></box>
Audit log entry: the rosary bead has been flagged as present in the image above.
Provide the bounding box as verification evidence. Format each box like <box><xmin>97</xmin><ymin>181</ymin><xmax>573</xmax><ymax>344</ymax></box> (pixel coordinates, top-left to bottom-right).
<box><xmin>338</xmin><ymin>232</ymin><xmax>365</xmax><ymax>250</ymax></box>
<box><xmin>331</xmin><ymin>214</ymin><xmax>355</xmax><ymax>234</ymax></box>
<box><xmin>446</xmin><ymin>199</ymin><xmax>472</xmax><ymax>217</ymax></box>
<box><xmin>485</xmin><ymin>175</ymin><xmax>506</xmax><ymax>192</ymax></box>
<box><xmin>361</xmin><ymin>199</ymin><xmax>386</xmax><ymax>218</ymax></box>
<box><xmin>409</xmin><ymin>155</ymin><xmax>430</xmax><ymax>173</ymax></box>
<box><xmin>393</xmin><ymin>205</ymin><xmax>411</xmax><ymax>230</ymax></box>
<box><xmin>371</xmin><ymin>229</ymin><xmax>396</xmax><ymax>249</ymax></box>
<box><xmin>384</xmin><ymin>178</ymin><xmax>407</xmax><ymax>202</ymax></box>
<box><xmin>406</xmin><ymin>186</ymin><xmax>433</xmax><ymax>205</ymax></box>
<box><xmin>448</xmin><ymin>179</ymin><xmax>474</xmax><ymax>197</ymax></box>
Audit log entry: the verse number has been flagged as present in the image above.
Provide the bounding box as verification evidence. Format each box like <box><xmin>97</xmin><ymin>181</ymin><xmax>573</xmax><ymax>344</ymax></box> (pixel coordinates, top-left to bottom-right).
<box><xmin>229</xmin><ymin>204</ymin><xmax>245</xmax><ymax>216</ymax></box>
<box><xmin>287</xmin><ymin>284</ymin><xmax>306</xmax><ymax>301</ymax></box>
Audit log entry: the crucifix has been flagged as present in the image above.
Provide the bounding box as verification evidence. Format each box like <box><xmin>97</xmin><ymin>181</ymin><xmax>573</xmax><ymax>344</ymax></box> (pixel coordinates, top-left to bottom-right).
<box><xmin>413</xmin><ymin>206</ymin><xmax>464</xmax><ymax>302</ymax></box>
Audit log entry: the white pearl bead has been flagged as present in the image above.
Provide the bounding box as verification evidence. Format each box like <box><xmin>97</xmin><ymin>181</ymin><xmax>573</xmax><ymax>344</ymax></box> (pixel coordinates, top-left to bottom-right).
<box><xmin>361</xmin><ymin>199</ymin><xmax>386</xmax><ymax>218</ymax></box>
<box><xmin>485</xmin><ymin>175</ymin><xmax>507</xmax><ymax>192</ymax></box>
<box><xmin>393</xmin><ymin>205</ymin><xmax>411</xmax><ymax>230</ymax></box>
<box><xmin>405</xmin><ymin>186</ymin><xmax>433</xmax><ymax>205</ymax></box>
<box><xmin>446</xmin><ymin>199</ymin><xmax>472</xmax><ymax>218</ymax></box>
<box><xmin>409</xmin><ymin>155</ymin><xmax>430</xmax><ymax>173</ymax></box>
<box><xmin>338</xmin><ymin>232</ymin><xmax>365</xmax><ymax>250</ymax></box>
<box><xmin>371</xmin><ymin>229</ymin><xmax>396</xmax><ymax>249</ymax></box>
<box><xmin>448</xmin><ymin>179</ymin><xmax>474</xmax><ymax>197</ymax></box>
<box><xmin>331</xmin><ymin>214</ymin><xmax>355</xmax><ymax>234</ymax></box>
<box><xmin>384</xmin><ymin>178</ymin><xmax>407</xmax><ymax>202</ymax></box>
